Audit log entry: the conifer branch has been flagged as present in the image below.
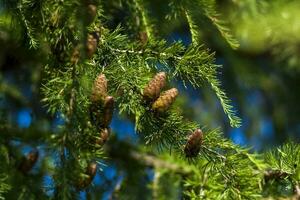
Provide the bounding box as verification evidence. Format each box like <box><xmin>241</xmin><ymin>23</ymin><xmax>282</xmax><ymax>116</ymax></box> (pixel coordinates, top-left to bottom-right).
<box><xmin>107</xmin><ymin>46</ymin><xmax>182</xmax><ymax>60</ymax></box>
<box><xmin>185</xmin><ymin>10</ymin><xmax>201</xmax><ymax>44</ymax></box>
<box><xmin>185</xmin><ymin>0</ymin><xmax>239</xmax><ymax>49</ymax></box>
<box><xmin>209</xmin><ymin>80</ymin><xmax>241</xmax><ymax>127</ymax></box>
<box><xmin>183</xmin><ymin>8</ymin><xmax>242</xmax><ymax>127</ymax></box>
<box><xmin>133</xmin><ymin>0</ymin><xmax>154</xmax><ymax>40</ymax></box>
<box><xmin>0</xmin><ymin>175</ymin><xmax>10</xmax><ymax>199</ymax></box>
<box><xmin>1</xmin><ymin>1</ymin><xmax>298</xmax><ymax>199</ymax></box>
<box><xmin>201</xmin><ymin>0</ymin><xmax>239</xmax><ymax>49</ymax></box>
<box><xmin>18</xmin><ymin>0</ymin><xmax>38</xmax><ymax>49</ymax></box>
<box><xmin>130</xmin><ymin>151</ymin><xmax>193</xmax><ymax>175</ymax></box>
<box><xmin>103</xmin><ymin>30</ymin><xmax>241</xmax><ymax>127</ymax></box>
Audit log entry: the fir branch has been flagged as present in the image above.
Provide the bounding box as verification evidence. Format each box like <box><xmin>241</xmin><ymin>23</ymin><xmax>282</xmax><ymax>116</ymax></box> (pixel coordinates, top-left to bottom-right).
<box><xmin>185</xmin><ymin>0</ymin><xmax>239</xmax><ymax>49</ymax></box>
<box><xmin>209</xmin><ymin>77</ymin><xmax>241</xmax><ymax>127</ymax></box>
<box><xmin>133</xmin><ymin>0</ymin><xmax>154</xmax><ymax>40</ymax></box>
<box><xmin>18</xmin><ymin>0</ymin><xmax>38</xmax><ymax>49</ymax></box>
<box><xmin>261</xmin><ymin>142</ymin><xmax>300</xmax><ymax>198</ymax></box>
<box><xmin>201</xmin><ymin>0</ymin><xmax>239</xmax><ymax>49</ymax></box>
<box><xmin>130</xmin><ymin>151</ymin><xmax>193</xmax><ymax>175</ymax></box>
<box><xmin>0</xmin><ymin>175</ymin><xmax>10</xmax><ymax>200</ymax></box>
<box><xmin>100</xmin><ymin>28</ymin><xmax>241</xmax><ymax>127</ymax></box>
<box><xmin>107</xmin><ymin>46</ymin><xmax>182</xmax><ymax>61</ymax></box>
<box><xmin>185</xmin><ymin>10</ymin><xmax>202</xmax><ymax>44</ymax></box>
<box><xmin>182</xmin><ymin>8</ymin><xmax>242</xmax><ymax>127</ymax></box>
<box><xmin>41</xmin><ymin>71</ymin><xmax>72</xmax><ymax>115</ymax></box>
<box><xmin>173</xmin><ymin>45</ymin><xmax>242</xmax><ymax>127</ymax></box>
<box><xmin>190</xmin><ymin>128</ymin><xmax>264</xmax><ymax>199</ymax></box>
<box><xmin>264</xmin><ymin>169</ymin><xmax>290</xmax><ymax>182</ymax></box>
<box><xmin>2</xmin><ymin>1</ymin><xmax>297</xmax><ymax>199</ymax></box>
<box><xmin>264</xmin><ymin>142</ymin><xmax>300</xmax><ymax>174</ymax></box>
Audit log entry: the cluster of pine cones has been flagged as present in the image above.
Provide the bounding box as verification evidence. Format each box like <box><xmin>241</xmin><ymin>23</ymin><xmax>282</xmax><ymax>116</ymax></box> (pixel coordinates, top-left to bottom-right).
<box><xmin>90</xmin><ymin>74</ymin><xmax>114</xmax><ymax>146</ymax></box>
<box><xmin>16</xmin><ymin>2</ymin><xmax>203</xmax><ymax>189</ymax></box>
<box><xmin>74</xmin><ymin>73</ymin><xmax>114</xmax><ymax>190</ymax></box>
<box><xmin>143</xmin><ymin>72</ymin><xmax>178</xmax><ymax>112</ymax></box>
<box><xmin>73</xmin><ymin>2</ymin><xmax>100</xmax><ymax>189</ymax></box>
<box><xmin>143</xmin><ymin>72</ymin><xmax>203</xmax><ymax>158</ymax></box>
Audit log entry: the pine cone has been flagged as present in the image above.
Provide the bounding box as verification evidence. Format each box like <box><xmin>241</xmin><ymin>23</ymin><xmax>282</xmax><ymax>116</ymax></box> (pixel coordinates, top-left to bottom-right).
<box><xmin>143</xmin><ymin>72</ymin><xmax>166</xmax><ymax>100</ymax></box>
<box><xmin>71</xmin><ymin>46</ymin><xmax>80</xmax><ymax>65</ymax></box>
<box><xmin>91</xmin><ymin>74</ymin><xmax>107</xmax><ymax>103</ymax></box>
<box><xmin>101</xmin><ymin>96</ymin><xmax>114</xmax><ymax>127</ymax></box>
<box><xmin>96</xmin><ymin>128</ymin><xmax>111</xmax><ymax>145</ymax></box>
<box><xmin>76</xmin><ymin>162</ymin><xmax>97</xmax><ymax>189</ymax></box>
<box><xmin>86</xmin><ymin>4</ymin><xmax>97</xmax><ymax>25</ymax></box>
<box><xmin>139</xmin><ymin>31</ymin><xmax>148</xmax><ymax>45</ymax></box>
<box><xmin>86</xmin><ymin>33</ymin><xmax>98</xmax><ymax>58</ymax></box>
<box><xmin>152</xmin><ymin>88</ymin><xmax>178</xmax><ymax>112</ymax></box>
<box><xmin>18</xmin><ymin>150</ymin><xmax>39</xmax><ymax>174</ymax></box>
<box><xmin>184</xmin><ymin>129</ymin><xmax>203</xmax><ymax>158</ymax></box>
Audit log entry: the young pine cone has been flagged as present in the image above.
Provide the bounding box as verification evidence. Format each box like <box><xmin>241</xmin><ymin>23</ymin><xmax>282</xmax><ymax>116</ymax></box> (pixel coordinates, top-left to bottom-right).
<box><xmin>143</xmin><ymin>72</ymin><xmax>166</xmax><ymax>100</ymax></box>
<box><xmin>71</xmin><ymin>46</ymin><xmax>80</xmax><ymax>65</ymax></box>
<box><xmin>85</xmin><ymin>4</ymin><xmax>97</xmax><ymax>25</ymax></box>
<box><xmin>152</xmin><ymin>88</ymin><xmax>178</xmax><ymax>112</ymax></box>
<box><xmin>91</xmin><ymin>74</ymin><xmax>107</xmax><ymax>103</ymax></box>
<box><xmin>101</xmin><ymin>96</ymin><xmax>114</xmax><ymax>127</ymax></box>
<box><xmin>139</xmin><ymin>31</ymin><xmax>148</xmax><ymax>45</ymax></box>
<box><xmin>18</xmin><ymin>150</ymin><xmax>39</xmax><ymax>174</ymax></box>
<box><xmin>96</xmin><ymin>128</ymin><xmax>111</xmax><ymax>145</ymax></box>
<box><xmin>76</xmin><ymin>162</ymin><xmax>97</xmax><ymax>190</ymax></box>
<box><xmin>184</xmin><ymin>129</ymin><xmax>203</xmax><ymax>158</ymax></box>
<box><xmin>86</xmin><ymin>33</ymin><xmax>98</xmax><ymax>58</ymax></box>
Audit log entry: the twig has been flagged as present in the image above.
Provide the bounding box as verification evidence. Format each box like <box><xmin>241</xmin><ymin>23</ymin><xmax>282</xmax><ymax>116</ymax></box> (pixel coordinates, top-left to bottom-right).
<box><xmin>264</xmin><ymin>169</ymin><xmax>290</xmax><ymax>182</ymax></box>
<box><xmin>202</xmin><ymin>146</ymin><xmax>226</xmax><ymax>160</ymax></box>
<box><xmin>107</xmin><ymin>46</ymin><xmax>182</xmax><ymax>60</ymax></box>
<box><xmin>130</xmin><ymin>151</ymin><xmax>193</xmax><ymax>175</ymax></box>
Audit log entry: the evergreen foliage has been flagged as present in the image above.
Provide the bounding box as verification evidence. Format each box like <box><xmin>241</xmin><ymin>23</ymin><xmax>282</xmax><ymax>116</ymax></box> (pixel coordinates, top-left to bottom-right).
<box><xmin>0</xmin><ymin>0</ymin><xmax>299</xmax><ymax>199</ymax></box>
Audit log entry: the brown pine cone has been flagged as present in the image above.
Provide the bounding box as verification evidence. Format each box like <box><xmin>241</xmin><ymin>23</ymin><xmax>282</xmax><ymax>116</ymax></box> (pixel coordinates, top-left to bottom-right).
<box><xmin>18</xmin><ymin>150</ymin><xmax>39</xmax><ymax>174</ymax></box>
<box><xmin>91</xmin><ymin>74</ymin><xmax>107</xmax><ymax>103</ymax></box>
<box><xmin>96</xmin><ymin>128</ymin><xmax>111</xmax><ymax>145</ymax></box>
<box><xmin>152</xmin><ymin>88</ymin><xmax>178</xmax><ymax>112</ymax></box>
<box><xmin>184</xmin><ymin>129</ymin><xmax>203</xmax><ymax>158</ymax></box>
<box><xmin>86</xmin><ymin>33</ymin><xmax>98</xmax><ymax>58</ymax></box>
<box><xmin>101</xmin><ymin>96</ymin><xmax>114</xmax><ymax>127</ymax></box>
<box><xmin>86</xmin><ymin>4</ymin><xmax>97</xmax><ymax>25</ymax></box>
<box><xmin>71</xmin><ymin>46</ymin><xmax>80</xmax><ymax>65</ymax></box>
<box><xmin>143</xmin><ymin>72</ymin><xmax>166</xmax><ymax>100</ymax></box>
<box><xmin>139</xmin><ymin>31</ymin><xmax>148</xmax><ymax>45</ymax></box>
<box><xmin>76</xmin><ymin>162</ymin><xmax>97</xmax><ymax>190</ymax></box>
